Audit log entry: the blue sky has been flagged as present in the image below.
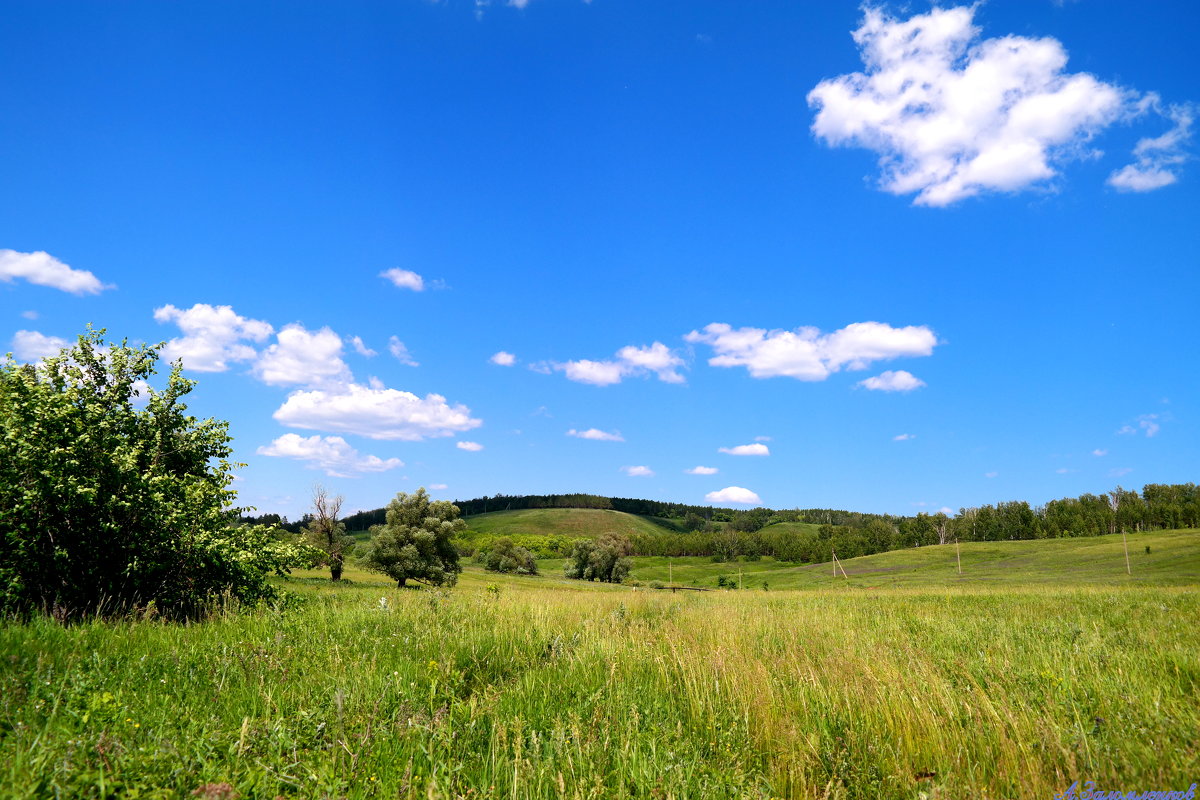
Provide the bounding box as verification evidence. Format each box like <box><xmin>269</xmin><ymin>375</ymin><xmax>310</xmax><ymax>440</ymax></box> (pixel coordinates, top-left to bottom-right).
<box><xmin>2</xmin><ymin>0</ymin><xmax>1197</xmax><ymax>520</ymax></box>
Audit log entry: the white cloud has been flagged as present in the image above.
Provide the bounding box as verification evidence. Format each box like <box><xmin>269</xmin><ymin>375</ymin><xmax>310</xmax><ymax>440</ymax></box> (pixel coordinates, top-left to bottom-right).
<box><xmin>614</xmin><ymin>343</ymin><xmax>685</xmax><ymax>383</ymax></box>
<box><xmin>753</xmin><ymin>435</ymin><xmax>772</xmax><ymax>442</ymax></box>
<box><xmin>1109</xmin><ymin>103</ymin><xmax>1194</xmax><ymax>192</ymax></box>
<box><xmin>1056</xmin><ymin>468</ymin><xmax>1074</xmax><ymax>474</ymax></box>
<box><xmin>20</xmin><ymin>310</ymin><xmax>38</xmax><ymax>320</ymax></box>
<box><xmin>984</xmin><ymin>471</ymin><xmax>998</xmax><ymax>478</ymax></box>
<box><xmin>380</xmin><ymin>268</ymin><xmax>425</xmax><ymax>291</ymax></box>
<box><xmin>256</xmin><ymin>433</ymin><xmax>403</xmax><ymax>478</ymax></box>
<box><xmin>558</xmin><ymin>359</ymin><xmax>626</xmax><ymax>386</ymax></box>
<box><xmin>858</xmin><ymin>370</ymin><xmax>926</xmax><ymax>392</ymax></box>
<box><xmin>1118</xmin><ymin>414</ymin><xmax>1161</xmax><ymax>437</ymax></box>
<box><xmin>253</xmin><ymin>324</ymin><xmax>352</xmax><ymax>388</ymax></box>
<box><xmin>429</xmin><ymin>483</ymin><xmax>449</xmax><ymax>490</ymax></box>
<box><xmin>566</xmin><ymin>428</ymin><xmax>624</xmax><ymax>442</ymax></box>
<box><xmin>10</xmin><ymin>330</ymin><xmax>68</xmax><ymax>361</ymax></box>
<box><xmin>490</xmin><ymin>351</ymin><xmax>516</xmax><ymax>366</ymax></box>
<box><xmin>130</xmin><ymin>379</ymin><xmax>152</xmax><ymax>406</ymax></box>
<box><xmin>555</xmin><ymin>341</ymin><xmax>685</xmax><ymax>386</ymax></box>
<box><xmin>273</xmin><ymin>383</ymin><xmax>482</xmax><ymax>441</ymax></box>
<box><xmin>350</xmin><ymin>336</ymin><xmax>377</xmax><ymax>357</ymax></box>
<box><xmin>456</xmin><ymin>441</ymin><xmax>484</xmax><ymax>452</ymax></box>
<box><xmin>0</xmin><ymin>249</ymin><xmax>113</xmax><ymax>295</ymax></box>
<box><xmin>153</xmin><ymin>303</ymin><xmax>273</xmax><ymax>372</ymax></box>
<box><xmin>808</xmin><ymin>6</ymin><xmax>1145</xmax><ymax>206</ymax></box>
<box><xmin>893</xmin><ymin>433</ymin><xmax>915</xmax><ymax>441</ymax></box>
<box><xmin>705</xmin><ymin>486</ymin><xmax>763</xmax><ymax>505</ymax></box>
<box><xmin>686</xmin><ymin>466</ymin><xmax>719</xmax><ymax>475</ymax></box>
<box><xmin>938</xmin><ymin>507</ymin><xmax>954</xmax><ymax>516</ymax></box>
<box><xmin>719</xmin><ymin>443</ymin><xmax>770</xmax><ymax>456</ymax></box>
<box><xmin>686</xmin><ymin>321</ymin><xmax>935</xmax><ymax>381</ymax></box>
<box><xmin>388</xmin><ymin>336</ymin><xmax>419</xmax><ymax>367</ymax></box>
<box><xmin>1092</xmin><ymin>448</ymin><xmax>1108</xmax><ymax>457</ymax></box>
<box><xmin>622</xmin><ymin>465</ymin><xmax>654</xmax><ymax>477</ymax></box>
<box><xmin>1110</xmin><ymin>467</ymin><xmax>1133</xmax><ymax>478</ymax></box>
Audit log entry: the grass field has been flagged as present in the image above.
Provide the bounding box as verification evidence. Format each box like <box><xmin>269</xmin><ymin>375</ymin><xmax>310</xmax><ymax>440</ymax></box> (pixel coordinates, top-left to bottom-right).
<box><xmin>3</xmin><ymin>534</ymin><xmax>1198</xmax><ymax>799</ymax></box>
<box><xmin>616</xmin><ymin>530</ymin><xmax>1200</xmax><ymax>590</ymax></box>
<box><xmin>462</xmin><ymin>508</ymin><xmax>678</xmax><ymax>539</ymax></box>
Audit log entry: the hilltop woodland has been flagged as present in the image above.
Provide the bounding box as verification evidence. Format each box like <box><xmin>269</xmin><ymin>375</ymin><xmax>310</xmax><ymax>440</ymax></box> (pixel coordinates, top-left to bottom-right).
<box><xmin>245</xmin><ymin>484</ymin><xmax>1200</xmax><ymax>564</ymax></box>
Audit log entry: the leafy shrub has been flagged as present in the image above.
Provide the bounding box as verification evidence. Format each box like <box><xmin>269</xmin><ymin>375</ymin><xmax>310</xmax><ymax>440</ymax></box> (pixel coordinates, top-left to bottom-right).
<box><xmin>481</xmin><ymin>537</ymin><xmax>539</xmax><ymax>575</ymax></box>
<box><xmin>0</xmin><ymin>330</ymin><xmax>310</xmax><ymax>619</ymax></box>
<box><xmin>564</xmin><ymin>533</ymin><xmax>632</xmax><ymax>583</ymax></box>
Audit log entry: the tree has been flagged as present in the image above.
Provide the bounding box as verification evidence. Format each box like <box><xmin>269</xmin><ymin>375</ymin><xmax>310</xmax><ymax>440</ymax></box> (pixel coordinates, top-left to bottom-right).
<box><xmin>481</xmin><ymin>537</ymin><xmax>538</xmax><ymax>575</ymax></box>
<box><xmin>564</xmin><ymin>533</ymin><xmax>632</xmax><ymax>583</ymax></box>
<box><xmin>361</xmin><ymin>488</ymin><xmax>464</xmax><ymax>587</ymax></box>
<box><xmin>0</xmin><ymin>329</ymin><xmax>308</xmax><ymax>619</ymax></box>
<box><xmin>302</xmin><ymin>485</ymin><xmax>352</xmax><ymax>581</ymax></box>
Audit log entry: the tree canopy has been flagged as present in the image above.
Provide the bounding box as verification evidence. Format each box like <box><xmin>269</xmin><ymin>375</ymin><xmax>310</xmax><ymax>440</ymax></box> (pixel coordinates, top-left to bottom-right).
<box><xmin>0</xmin><ymin>329</ymin><xmax>307</xmax><ymax>619</ymax></box>
<box><xmin>361</xmin><ymin>488</ymin><xmax>464</xmax><ymax>587</ymax></box>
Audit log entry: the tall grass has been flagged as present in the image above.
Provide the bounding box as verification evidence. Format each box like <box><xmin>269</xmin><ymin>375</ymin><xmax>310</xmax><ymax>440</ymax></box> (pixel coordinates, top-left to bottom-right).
<box><xmin>2</xmin><ymin>568</ymin><xmax>1197</xmax><ymax>798</ymax></box>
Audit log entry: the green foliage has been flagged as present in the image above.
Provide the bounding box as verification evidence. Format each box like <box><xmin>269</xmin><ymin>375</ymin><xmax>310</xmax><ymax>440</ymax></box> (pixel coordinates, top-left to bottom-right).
<box><xmin>0</xmin><ymin>328</ymin><xmax>308</xmax><ymax>618</ymax></box>
<box><xmin>564</xmin><ymin>532</ymin><xmax>632</xmax><ymax>583</ymax></box>
<box><xmin>480</xmin><ymin>537</ymin><xmax>538</xmax><ymax>575</ymax></box>
<box><xmin>360</xmin><ymin>488</ymin><xmax>464</xmax><ymax>587</ymax></box>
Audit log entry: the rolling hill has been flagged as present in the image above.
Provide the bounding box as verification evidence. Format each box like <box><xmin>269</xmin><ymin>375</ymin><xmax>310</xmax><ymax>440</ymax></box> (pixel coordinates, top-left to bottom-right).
<box><xmin>462</xmin><ymin>507</ymin><xmax>679</xmax><ymax>539</ymax></box>
<box><xmin>516</xmin><ymin>529</ymin><xmax>1200</xmax><ymax>590</ymax></box>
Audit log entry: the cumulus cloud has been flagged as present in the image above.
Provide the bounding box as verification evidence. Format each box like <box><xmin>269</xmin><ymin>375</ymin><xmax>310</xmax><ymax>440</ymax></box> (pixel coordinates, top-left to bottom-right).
<box><xmin>0</xmin><ymin>249</ymin><xmax>113</xmax><ymax>295</ymax></box>
<box><xmin>1118</xmin><ymin>414</ymin><xmax>1161</xmax><ymax>437</ymax></box>
<box><xmin>20</xmin><ymin>310</ymin><xmax>38</xmax><ymax>320</ymax></box>
<box><xmin>257</xmin><ymin>433</ymin><xmax>403</xmax><ymax>478</ymax></box>
<box><xmin>1109</xmin><ymin>103</ymin><xmax>1194</xmax><ymax>192</ymax></box>
<box><xmin>807</xmin><ymin>6</ymin><xmax>1175</xmax><ymax>206</ymax></box>
<box><xmin>456</xmin><ymin>441</ymin><xmax>484</xmax><ymax>452</ymax></box>
<box><xmin>705</xmin><ymin>486</ymin><xmax>763</xmax><ymax>505</ymax></box>
<box><xmin>273</xmin><ymin>383</ymin><xmax>482</xmax><ymax>441</ymax></box>
<box><xmin>686</xmin><ymin>466</ymin><xmax>719</xmax><ymax>475</ymax></box>
<box><xmin>719</xmin><ymin>443</ymin><xmax>770</xmax><ymax>456</ymax></box>
<box><xmin>154</xmin><ymin>303</ymin><xmax>273</xmax><ymax>372</ymax></box>
<box><xmin>858</xmin><ymin>370</ymin><xmax>926</xmax><ymax>392</ymax></box>
<box><xmin>350</xmin><ymin>336</ymin><xmax>377</xmax><ymax>357</ymax></box>
<box><xmin>686</xmin><ymin>321</ymin><xmax>935</xmax><ymax>381</ymax></box>
<box><xmin>555</xmin><ymin>342</ymin><xmax>685</xmax><ymax>386</ymax></box>
<box><xmin>1092</xmin><ymin>448</ymin><xmax>1108</xmax><ymax>457</ymax></box>
<box><xmin>253</xmin><ymin>324</ymin><xmax>352</xmax><ymax>388</ymax></box>
<box><xmin>566</xmin><ymin>428</ymin><xmax>624</xmax><ymax>442</ymax></box>
<box><xmin>388</xmin><ymin>336</ymin><xmax>419</xmax><ymax>367</ymax></box>
<box><xmin>10</xmin><ymin>330</ymin><xmax>68</xmax><ymax>361</ymax></box>
<box><xmin>893</xmin><ymin>433</ymin><xmax>915</xmax><ymax>441</ymax></box>
<box><xmin>380</xmin><ymin>268</ymin><xmax>425</xmax><ymax>291</ymax></box>
<box><xmin>621</xmin><ymin>465</ymin><xmax>655</xmax><ymax>477</ymax></box>
<box><xmin>490</xmin><ymin>351</ymin><xmax>516</xmax><ymax>366</ymax></box>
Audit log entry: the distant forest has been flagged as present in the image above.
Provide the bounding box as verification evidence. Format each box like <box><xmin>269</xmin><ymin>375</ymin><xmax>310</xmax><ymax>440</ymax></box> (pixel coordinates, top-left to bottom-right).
<box><xmin>243</xmin><ymin>483</ymin><xmax>1199</xmax><ymax>563</ymax></box>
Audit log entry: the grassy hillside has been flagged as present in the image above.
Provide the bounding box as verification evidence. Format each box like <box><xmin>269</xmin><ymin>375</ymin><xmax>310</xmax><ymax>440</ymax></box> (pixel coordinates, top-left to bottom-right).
<box><xmin>757</xmin><ymin>520</ymin><xmax>823</xmax><ymax>538</ymax></box>
<box><xmin>462</xmin><ymin>507</ymin><xmax>676</xmax><ymax>539</ymax></box>
<box><xmin>593</xmin><ymin>529</ymin><xmax>1200</xmax><ymax>589</ymax></box>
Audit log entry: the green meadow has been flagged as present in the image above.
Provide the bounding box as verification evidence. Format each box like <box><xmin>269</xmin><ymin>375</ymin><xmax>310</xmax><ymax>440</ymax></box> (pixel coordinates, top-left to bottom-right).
<box><xmin>3</xmin><ymin>532</ymin><xmax>1199</xmax><ymax>799</ymax></box>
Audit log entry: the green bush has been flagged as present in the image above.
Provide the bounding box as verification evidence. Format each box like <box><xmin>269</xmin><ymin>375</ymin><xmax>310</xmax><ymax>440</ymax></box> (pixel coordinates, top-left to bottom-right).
<box><xmin>0</xmin><ymin>329</ymin><xmax>309</xmax><ymax>619</ymax></box>
<box><xmin>480</xmin><ymin>537</ymin><xmax>538</xmax><ymax>575</ymax></box>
